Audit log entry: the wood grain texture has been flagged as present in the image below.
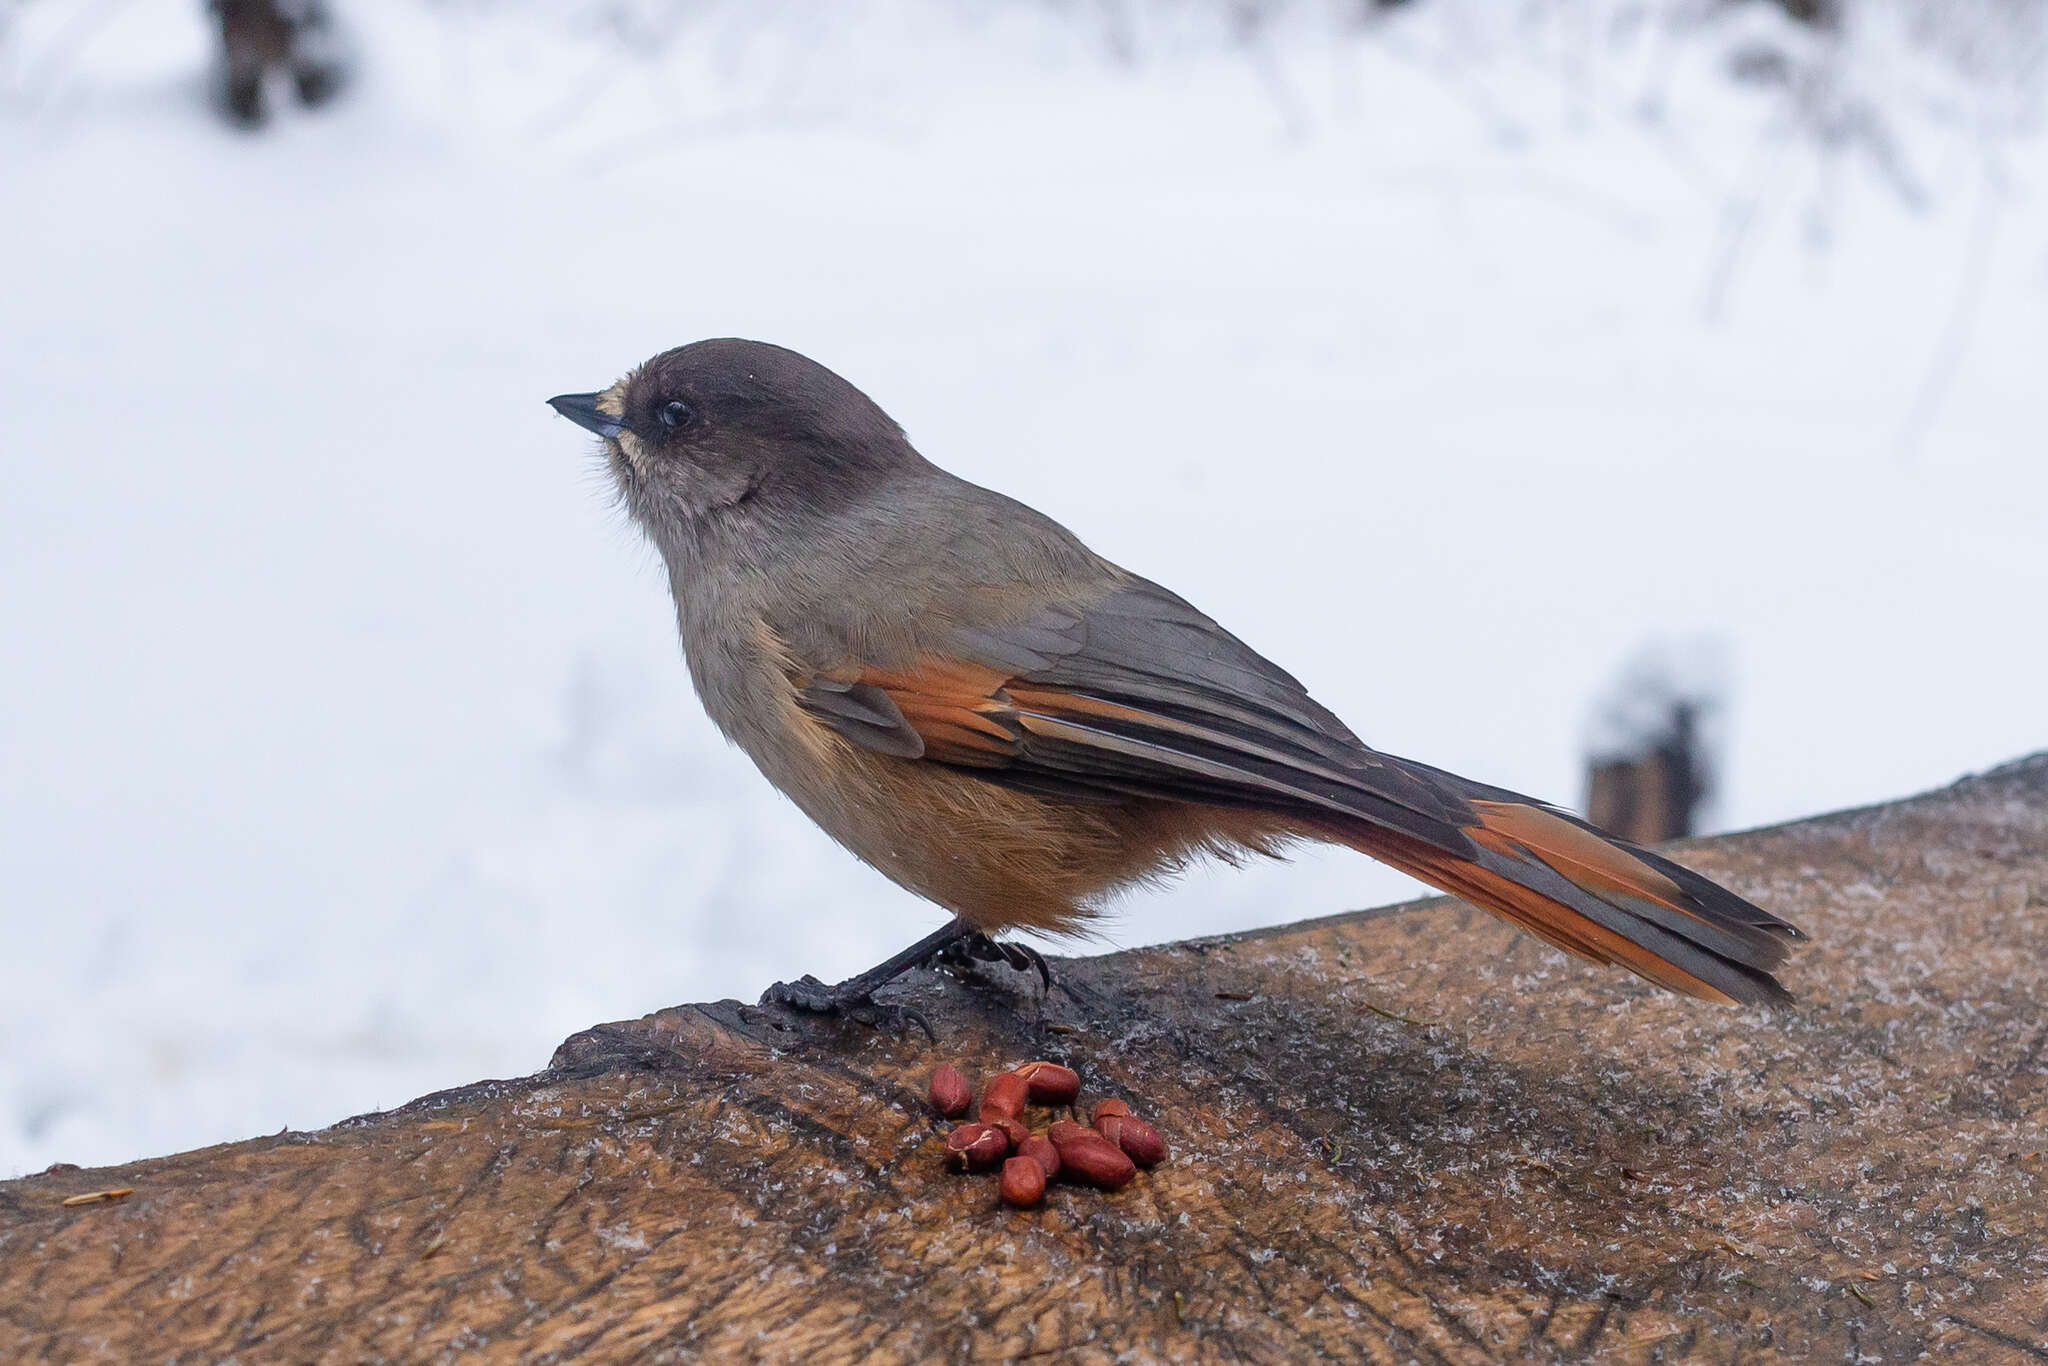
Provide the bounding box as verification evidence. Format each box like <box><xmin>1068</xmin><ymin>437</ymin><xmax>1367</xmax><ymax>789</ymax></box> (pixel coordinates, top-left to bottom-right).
<box><xmin>4</xmin><ymin>756</ymin><xmax>2047</xmax><ymax>1364</ymax></box>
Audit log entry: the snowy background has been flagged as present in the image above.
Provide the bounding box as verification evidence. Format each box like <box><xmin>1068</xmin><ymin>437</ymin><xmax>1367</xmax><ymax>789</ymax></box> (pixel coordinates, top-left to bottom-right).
<box><xmin>1</xmin><ymin>0</ymin><xmax>2042</xmax><ymax>1176</ymax></box>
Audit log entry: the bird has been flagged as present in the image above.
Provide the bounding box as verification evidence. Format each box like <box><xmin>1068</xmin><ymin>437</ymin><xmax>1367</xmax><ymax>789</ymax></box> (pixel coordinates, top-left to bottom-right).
<box><xmin>548</xmin><ymin>339</ymin><xmax>1802</xmax><ymax>1024</ymax></box>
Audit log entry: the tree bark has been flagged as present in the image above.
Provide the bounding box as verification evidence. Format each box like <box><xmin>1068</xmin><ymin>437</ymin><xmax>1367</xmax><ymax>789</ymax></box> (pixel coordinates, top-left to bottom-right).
<box><xmin>5</xmin><ymin>756</ymin><xmax>2047</xmax><ymax>1363</ymax></box>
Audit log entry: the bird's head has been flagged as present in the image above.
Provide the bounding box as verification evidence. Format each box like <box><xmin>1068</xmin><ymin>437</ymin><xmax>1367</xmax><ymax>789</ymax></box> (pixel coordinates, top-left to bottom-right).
<box><xmin>549</xmin><ymin>338</ymin><xmax>917</xmax><ymax>551</ymax></box>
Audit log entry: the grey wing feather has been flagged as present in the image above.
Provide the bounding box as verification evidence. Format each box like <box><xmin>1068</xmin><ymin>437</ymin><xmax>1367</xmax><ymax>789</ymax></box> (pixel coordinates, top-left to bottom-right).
<box><xmin>955</xmin><ymin>580</ymin><xmax>1483</xmax><ymax>856</ymax></box>
<box><xmin>798</xmin><ymin>678</ymin><xmax>926</xmax><ymax>759</ymax></box>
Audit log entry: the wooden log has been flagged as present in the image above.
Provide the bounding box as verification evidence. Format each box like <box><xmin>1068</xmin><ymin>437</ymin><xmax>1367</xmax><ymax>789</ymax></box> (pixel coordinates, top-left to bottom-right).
<box><xmin>5</xmin><ymin>756</ymin><xmax>2047</xmax><ymax>1363</ymax></box>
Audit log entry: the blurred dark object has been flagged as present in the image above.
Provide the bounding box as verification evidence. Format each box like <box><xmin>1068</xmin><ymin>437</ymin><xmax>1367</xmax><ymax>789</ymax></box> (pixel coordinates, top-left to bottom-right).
<box><xmin>1766</xmin><ymin>0</ymin><xmax>1839</xmax><ymax>28</ymax></box>
<box><xmin>1585</xmin><ymin>701</ymin><xmax>1708</xmax><ymax>843</ymax></box>
<box><xmin>1582</xmin><ymin>641</ymin><xmax>1725</xmax><ymax>844</ymax></box>
<box><xmin>212</xmin><ymin>0</ymin><xmax>344</xmax><ymax>129</ymax></box>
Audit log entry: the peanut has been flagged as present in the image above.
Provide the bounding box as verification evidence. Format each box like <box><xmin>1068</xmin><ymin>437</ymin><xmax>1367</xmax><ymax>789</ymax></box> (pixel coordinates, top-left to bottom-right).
<box><xmin>928</xmin><ymin>1064</ymin><xmax>973</xmax><ymax>1119</ymax></box>
<box><xmin>1096</xmin><ymin>1114</ymin><xmax>1168</xmax><ymax>1168</ymax></box>
<box><xmin>1017</xmin><ymin>1135</ymin><xmax>1062</xmax><ymax>1181</ymax></box>
<box><xmin>999</xmin><ymin>1155</ymin><xmax>1047</xmax><ymax>1207</ymax></box>
<box><xmin>1089</xmin><ymin>1097</ymin><xmax>1132</xmax><ymax>1123</ymax></box>
<box><xmin>944</xmin><ymin>1123</ymin><xmax>1010</xmax><ymax>1172</ymax></box>
<box><xmin>1046</xmin><ymin>1119</ymin><xmax>1095</xmax><ymax>1147</ymax></box>
<box><xmin>1015</xmin><ymin>1061</ymin><xmax>1081</xmax><ymax>1105</ymax></box>
<box><xmin>978</xmin><ymin>1071</ymin><xmax>1030</xmax><ymax>1123</ymax></box>
<box><xmin>1053</xmin><ymin>1132</ymin><xmax>1137</xmax><ymax>1189</ymax></box>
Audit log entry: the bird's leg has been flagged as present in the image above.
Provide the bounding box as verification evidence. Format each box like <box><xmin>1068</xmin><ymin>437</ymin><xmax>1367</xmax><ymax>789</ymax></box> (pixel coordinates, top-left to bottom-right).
<box><xmin>759</xmin><ymin>918</ymin><xmax>982</xmax><ymax>1035</ymax></box>
<box><xmin>935</xmin><ymin>933</ymin><xmax>1054</xmax><ymax>992</ymax></box>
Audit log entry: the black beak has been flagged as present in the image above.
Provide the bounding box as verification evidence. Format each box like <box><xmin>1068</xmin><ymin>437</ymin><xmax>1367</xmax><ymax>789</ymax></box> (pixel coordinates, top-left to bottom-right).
<box><xmin>547</xmin><ymin>392</ymin><xmax>625</xmax><ymax>440</ymax></box>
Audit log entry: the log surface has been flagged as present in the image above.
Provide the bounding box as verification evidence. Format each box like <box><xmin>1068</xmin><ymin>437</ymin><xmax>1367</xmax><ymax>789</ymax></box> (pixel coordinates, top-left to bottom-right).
<box><xmin>5</xmin><ymin>757</ymin><xmax>2047</xmax><ymax>1364</ymax></box>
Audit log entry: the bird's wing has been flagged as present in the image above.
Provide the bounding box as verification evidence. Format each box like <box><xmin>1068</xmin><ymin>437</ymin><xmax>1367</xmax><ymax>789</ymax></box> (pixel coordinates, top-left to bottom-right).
<box><xmin>795</xmin><ymin>577</ymin><xmax>1479</xmax><ymax>855</ymax></box>
<box><xmin>793</xmin><ymin>576</ymin><xmax>1802</xmax><ymax>1007</ymax></box>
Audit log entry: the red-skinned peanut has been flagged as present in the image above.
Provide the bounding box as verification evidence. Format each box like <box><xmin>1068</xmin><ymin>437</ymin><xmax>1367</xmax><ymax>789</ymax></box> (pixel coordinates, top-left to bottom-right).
<box><xmin>928</xmin><ymin>1064</ymin><xmax>972</xmax><ymax>1119</ymax></box>
<box><xmin>1096</xmin><ymin>1114</ymin><xmax>1168</xmax><ymax>1168</ymax></box>
<box><xmin>1015</xmin><ymin>1061</ymin><xmax>1081</xmax><ymax>1105</ymax></box>
<box><xmin>1000</xmin><ymin>1155</ymin><xmax>1047</xmax><ymax>1207</ymax></box>
<box><xmin>1053</xmin><ymin>1132</ymin><xmax>1137</xmax><ymax>1189</ymax></box>
<box><xmin>979</xmin><ymin>1071</ymin><xmax>1030</xmax><ymax>1123</ymax></box>
<box><xmin>1017</xmin><ymin>1135</ymin><xmax>1062</xmax><ymax>1181</ymax></box>
<box><xmin>944</xmin><ymin>1123</ymin><xmax>1009</xmax><ymax>1172</ymax></box>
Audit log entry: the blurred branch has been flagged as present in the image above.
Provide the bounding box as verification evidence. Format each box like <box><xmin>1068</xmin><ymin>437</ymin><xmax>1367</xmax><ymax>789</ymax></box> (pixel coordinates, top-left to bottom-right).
<box><xmin>1697</xmin><ymin>114</ymin><xmax>1794</xmax><ymax>323</ymax></box>
<box><xmin>1895</xmin><ymin>154</ymin><xmax>2006</xmax><ymax>464</ymax></box>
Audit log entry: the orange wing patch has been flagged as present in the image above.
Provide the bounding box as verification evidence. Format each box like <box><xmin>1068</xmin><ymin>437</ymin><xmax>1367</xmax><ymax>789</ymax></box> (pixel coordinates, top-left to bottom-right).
<box><xmin>846</xmin><ymin>657</ymin><xmax>1023</xmax><ymax>767</ymax></box>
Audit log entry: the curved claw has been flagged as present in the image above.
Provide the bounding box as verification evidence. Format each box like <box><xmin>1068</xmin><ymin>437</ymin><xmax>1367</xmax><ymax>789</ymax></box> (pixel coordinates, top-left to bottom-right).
<box><xmin>848</xmin><ymin>1000</ymin><xmax>935</xmax><ymax>1041</ymax></box>
<box><xmin>759</xmin><ymin>976</ymin><xmax>935</xmax><ymax>1041</ymax></box>
<box><xmin>935</xmin><ymin>933</ymin><xmax>1054</xmax><ymax>993</ymax></box>
<box><xmin>1003</xmin><ymin>941</ymin><xmax>1053</xmax><ymax>992</ymax></box>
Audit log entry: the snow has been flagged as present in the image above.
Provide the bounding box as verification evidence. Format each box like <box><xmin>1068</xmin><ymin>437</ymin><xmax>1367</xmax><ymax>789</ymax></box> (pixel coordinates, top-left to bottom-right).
<box><xmin>1</xmin><ymin>0</ymin><xmax>2043</xmax><ymax>1176</ymax></box>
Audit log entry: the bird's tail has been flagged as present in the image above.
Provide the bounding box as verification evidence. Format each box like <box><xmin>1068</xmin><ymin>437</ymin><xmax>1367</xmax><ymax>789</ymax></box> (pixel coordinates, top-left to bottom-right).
<box><xmin>1316</xmin><ymin>766</ymin><xmax>1802</xmax><ymax>1006</ymax></box>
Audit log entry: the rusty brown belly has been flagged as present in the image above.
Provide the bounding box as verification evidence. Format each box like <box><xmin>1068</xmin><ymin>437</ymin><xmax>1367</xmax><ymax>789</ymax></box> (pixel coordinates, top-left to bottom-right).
<box><xmin>764</xmin><ymin>727</ymin><xmax>1298</xmax><ymax>933</ymax></box>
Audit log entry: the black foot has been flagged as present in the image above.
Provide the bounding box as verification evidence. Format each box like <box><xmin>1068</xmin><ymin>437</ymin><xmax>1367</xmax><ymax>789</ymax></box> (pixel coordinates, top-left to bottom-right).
<box><xmin>759</xmin><ymin>975</ymin><xmax>932</xmax><ymax>1039</ymax></box>
<box><xmin>935</xmin><ymin>933</ymin><xmax>1053</xmax><ymax>992</ymax></box>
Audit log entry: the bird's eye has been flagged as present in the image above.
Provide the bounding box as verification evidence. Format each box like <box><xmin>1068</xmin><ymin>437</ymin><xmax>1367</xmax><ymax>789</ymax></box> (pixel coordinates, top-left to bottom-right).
<box><xmin>660</xmin><ymin>400</ymin><xmax>694</xmax><ymax>430</ymax></box>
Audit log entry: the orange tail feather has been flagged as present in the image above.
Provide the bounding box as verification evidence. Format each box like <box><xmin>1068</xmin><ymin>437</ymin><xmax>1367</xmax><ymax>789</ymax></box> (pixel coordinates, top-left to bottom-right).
<box><xmin>1318</xmin><ymin>796</ymin><xmax>1798</xmax><ymax>1006</ymax></box>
